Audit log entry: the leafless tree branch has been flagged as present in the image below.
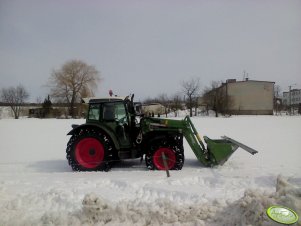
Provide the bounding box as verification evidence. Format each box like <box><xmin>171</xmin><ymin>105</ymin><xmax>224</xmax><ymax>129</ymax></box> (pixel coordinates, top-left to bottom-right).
<box><xmin>181</xmin><ymin>78</ymin><xmax>201</xmax><ymax>117</ymax></box>
<box><xmin>1</xmin><ymin>85</ymin><xmax>29</xmax><ymax>119</ymax></box>
<box><xmin>48</xmin><ymin>60</ymin><xmax>101</xmax><ymax>118</ymax></box>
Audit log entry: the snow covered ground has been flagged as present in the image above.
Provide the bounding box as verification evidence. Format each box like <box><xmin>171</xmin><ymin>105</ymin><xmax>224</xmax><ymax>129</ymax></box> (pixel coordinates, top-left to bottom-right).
<box><xmin>0</xmin><ymin>116</ymin><xmax>300</xmax><ymax>226</ymax></box>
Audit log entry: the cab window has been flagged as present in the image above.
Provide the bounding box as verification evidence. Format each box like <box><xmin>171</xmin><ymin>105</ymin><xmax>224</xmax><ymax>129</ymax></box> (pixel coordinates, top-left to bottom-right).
<box><xmin>88</xmin><ymin>104</ymin><xmax>100</xmax><ymax>120</ymax></box>
<box><xmin>103</xmin><ymin>103</ymin><xmax>115</xmax><ymax>121</ymax></box>
<box><xmin>115</xmin><ymin>103</ymin><xmax>127</xmax><ymax>121</ymax></box>
<box><xmin>102</xmin><ymin>102</ymin><xmax>127</xmax><ymax>122</ymax></box>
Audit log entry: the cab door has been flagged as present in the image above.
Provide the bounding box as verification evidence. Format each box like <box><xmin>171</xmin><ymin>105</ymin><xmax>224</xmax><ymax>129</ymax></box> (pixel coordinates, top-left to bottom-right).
<box><xmin>102</xmin><ymin>102</ymin><xmax>131</xmax><ymax>147</ymax></box>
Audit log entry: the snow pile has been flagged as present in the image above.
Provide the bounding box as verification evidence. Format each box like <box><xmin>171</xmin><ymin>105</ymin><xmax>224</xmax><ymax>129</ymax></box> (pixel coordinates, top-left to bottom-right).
<box><xmin>33</xmin><ymin>176</ymin><xmax>300</xmax><ymax>226</ymax></box>
<box><xmin>36</xmin><ymin>193</ymin><xmax>219</xmax><ymax>226</ymax></box>
<box><xmin>215</xmin><ymin>175</ymin><xmax>301</xmax><ymax>226</ymax></box>
<box><xmin>79</xmin><ymin>194</ymin><xmax>218</xmax><ymax>226</ymax></box>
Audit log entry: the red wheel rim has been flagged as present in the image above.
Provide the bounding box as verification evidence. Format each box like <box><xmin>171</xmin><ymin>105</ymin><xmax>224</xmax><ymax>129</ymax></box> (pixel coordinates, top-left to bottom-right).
<box><xmin>153</xmin><ymin>147</ymin><xmax>176</xmax><ymax>170</ymax></box>
<box><xmin>75</xmin><ymin>138</ymin><xmax>104</xmax><ymax>169</ymax></box>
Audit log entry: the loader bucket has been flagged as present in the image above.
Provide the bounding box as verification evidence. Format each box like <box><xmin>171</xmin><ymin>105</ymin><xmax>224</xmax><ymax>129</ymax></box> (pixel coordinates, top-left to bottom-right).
<box><xmin>203</xmin><ymin>136</ymin><xmax>258</xmax><ymax>166</ymax></box>
<box><xmin>204</xmin><ymin>136</ymin><xmax>239</xmax><ymax>166</ymax></box>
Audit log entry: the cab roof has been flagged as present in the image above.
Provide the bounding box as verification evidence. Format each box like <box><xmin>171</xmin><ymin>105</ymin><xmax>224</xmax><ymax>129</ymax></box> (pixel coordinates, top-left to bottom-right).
<box><xmin>81</xmin><ymin>97</ymin><xmax>126</xmax><ymax>104</ymax></box>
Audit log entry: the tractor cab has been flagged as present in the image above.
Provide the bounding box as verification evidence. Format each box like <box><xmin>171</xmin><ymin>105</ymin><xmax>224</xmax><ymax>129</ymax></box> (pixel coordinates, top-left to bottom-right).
<box><xmin>83</xmin><ymin>96</ymin><xmax>140</xmax><ymax>148</ymax></box>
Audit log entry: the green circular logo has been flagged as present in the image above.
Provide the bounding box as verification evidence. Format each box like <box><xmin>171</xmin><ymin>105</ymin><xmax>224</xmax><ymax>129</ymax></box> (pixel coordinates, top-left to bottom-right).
<box><xmin>267</xmin><ymin>206</ymin><xmax>299</xmax><ymax>225</ymax></box>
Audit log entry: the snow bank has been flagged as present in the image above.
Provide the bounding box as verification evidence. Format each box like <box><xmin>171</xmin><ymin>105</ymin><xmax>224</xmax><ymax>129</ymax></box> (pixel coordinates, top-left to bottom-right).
<box><xmin>214</xmin><ymin>175</ymin><xmax>301</xmax><ymax>226</ymax></box>
<box><xmin>2</xmin><ymin>176</ymin><xmax>299</xmax><ymax>226</ymax></box>
<box><xmin>75</xmin><ymin>176</ymin><xmax>301</xmax><ymax>226</ymax></box>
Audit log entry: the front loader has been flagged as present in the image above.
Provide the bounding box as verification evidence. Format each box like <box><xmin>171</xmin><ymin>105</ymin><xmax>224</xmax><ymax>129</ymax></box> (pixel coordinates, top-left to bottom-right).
<box><xmin>66</xmin><ymin>95</ymin><xmax>257</xmax><ymax>171</ymax></box>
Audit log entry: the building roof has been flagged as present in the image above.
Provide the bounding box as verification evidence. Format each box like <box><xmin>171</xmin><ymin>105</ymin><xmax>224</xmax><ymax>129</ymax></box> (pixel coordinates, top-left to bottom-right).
<box><xmin>227</xmin><ymin>79</ymin><xmax>275</xmax><ymax>84</ymax></box>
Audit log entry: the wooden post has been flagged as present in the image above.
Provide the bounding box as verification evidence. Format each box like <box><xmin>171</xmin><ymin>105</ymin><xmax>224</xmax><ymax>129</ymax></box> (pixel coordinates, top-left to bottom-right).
<box><xmin>162</xmin><ymin>152</ymin><xmax>170</xmax><ymax>177</ymax></box>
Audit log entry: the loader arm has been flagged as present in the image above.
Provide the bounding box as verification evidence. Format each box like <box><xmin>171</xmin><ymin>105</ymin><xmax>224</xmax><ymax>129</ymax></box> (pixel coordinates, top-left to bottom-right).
<box><xmin>142</xmin><ymin>116</ymin><xmax>211</xmax><ymax>166</ymax></box>
<box><xmin>181</xmin><ymin>116</ymin><xmax>212</xmax><ymax>166</ymax></box>
<box><xmin>142</xmin><ymin>116</ymin><xmax>258</xmax><ymax>167</ymax></box>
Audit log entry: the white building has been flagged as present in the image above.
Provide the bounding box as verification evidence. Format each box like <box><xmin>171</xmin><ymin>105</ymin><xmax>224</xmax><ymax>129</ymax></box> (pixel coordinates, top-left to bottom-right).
<box><xmin>226</xmin><ymin>79</ymin><xmax>275</xmax><ymax>115</ymax></box>
<box><xmin>142</xmin><ymin>103</ymin><xmax>165</xmax><ymax>116</ymax></box>
<box><xmin>203</xmin><ymin>79</ymin><xmax>275</xmax><ymax>115</ymax></box>
<box><xmin>283</xmin><ymin>89</ymin><xmax>301</xmax><ymax>106</ymax></box>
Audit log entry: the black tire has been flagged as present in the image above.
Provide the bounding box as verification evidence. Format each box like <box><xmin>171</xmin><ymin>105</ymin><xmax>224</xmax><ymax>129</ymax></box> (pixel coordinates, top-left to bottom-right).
<box><xmin>145</xmin><ymin>134</ymin><xmax>184</xmax><ymax>170</ymax></box>
<box><xmin>66</xmin><ymin>127</ymin><xmax>114</xmax><ymax>171</ymax></box>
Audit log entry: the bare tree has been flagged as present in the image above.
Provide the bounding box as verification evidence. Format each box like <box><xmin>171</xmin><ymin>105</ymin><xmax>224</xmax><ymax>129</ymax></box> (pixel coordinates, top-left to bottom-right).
<box><xmin>181</xmin><ymin>78</ymin><xmax>201</xmax><ymax>117</ymax></box>
<box><xmin>1</xmin><ymin>85</ymin><xmax>29</xmax><ymax>119</ymax></box>
<box><xmin>169</xmin><ymin>93</ymin><xmax>183</xmax><ymax>117</ymax></box>
<box><xmin>203</xmin><ymin>81</ymin><xmax>233</xmax><ymax>117</ymax></box>
<box><xmin>49</xmin><ymin>60</ymin><xmax>100</xmax><ymax>118</ymax></box>
<box><xmin>157</xmin><ymin>93</ymin><xmax>169</xmax><ymax>117</ymax></box>
<box><xmin>274</xmin><ymin>85</ymin><xmax>281</xmax><ymax>98</ymax></box>
<box><xmin>143</xmin><ymin>97</ymin><xmax>157</xmax><ymax>105</ymax></box>
<box><xmin>203</xmin><ymin>81</ymin><xmax>219</xmax><ymax>117</ymax></box>
<box><xmin>274</xmin><ymin>85</ymin><xmax>282</xmax><ymax>115</ymax></box>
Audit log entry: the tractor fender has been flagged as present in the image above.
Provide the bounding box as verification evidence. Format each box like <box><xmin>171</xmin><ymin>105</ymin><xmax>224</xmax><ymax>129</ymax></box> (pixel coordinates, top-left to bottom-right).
<box><xmin>67</xmin><ymin>123</ymin><xmax>120</xmax><ymax>150</ymax></box>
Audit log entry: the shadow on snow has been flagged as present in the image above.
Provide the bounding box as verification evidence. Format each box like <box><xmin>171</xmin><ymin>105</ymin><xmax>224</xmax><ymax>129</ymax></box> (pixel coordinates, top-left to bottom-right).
<box><xmin>28</xmin><ymin>158</ymin><xmax>205</xmax><ymax>173</ymax></box>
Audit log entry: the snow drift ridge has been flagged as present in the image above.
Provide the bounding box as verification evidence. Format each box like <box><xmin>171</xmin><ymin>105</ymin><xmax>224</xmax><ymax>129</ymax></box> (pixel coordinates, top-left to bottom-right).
<box><xmin>34</xmin><ymin>175</ymin><xmax>300</xmax><ymax>226</ymax></box>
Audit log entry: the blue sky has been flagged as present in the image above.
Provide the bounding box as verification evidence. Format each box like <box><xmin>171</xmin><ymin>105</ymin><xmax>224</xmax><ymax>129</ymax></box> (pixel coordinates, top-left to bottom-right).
<box><xmin>1</xmin><ymin>0</ymin><xmax>301</xmax><ymax>102</ymax></box>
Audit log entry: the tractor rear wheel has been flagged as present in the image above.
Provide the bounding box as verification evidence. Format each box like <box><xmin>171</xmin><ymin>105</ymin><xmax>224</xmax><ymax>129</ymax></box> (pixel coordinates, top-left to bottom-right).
<box><xmin>66</xmin><ymin>128</ymin><xmax>113</xmax><ymax>171</ymax></box>
<box><xmin>145</xmin><ymin>135</ymin><xmax>184</xmax><ymax>170</ymax></box>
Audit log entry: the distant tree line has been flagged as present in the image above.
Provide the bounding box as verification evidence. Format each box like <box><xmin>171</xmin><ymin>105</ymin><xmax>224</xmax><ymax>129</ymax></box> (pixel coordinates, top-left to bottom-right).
<box><xmin>143</xmin><ymin>78</ymin><xmax>234</xmax><ymax>118</ymax></box>
<box><xmin>0</xmin><ymin>60</ymin><xmax>100</xmax><ymax>119</ymax></box>
<box><xmin>1</xmin><ymin>59</ymin><xmax>297</xmax><ymax>119</ymax></box>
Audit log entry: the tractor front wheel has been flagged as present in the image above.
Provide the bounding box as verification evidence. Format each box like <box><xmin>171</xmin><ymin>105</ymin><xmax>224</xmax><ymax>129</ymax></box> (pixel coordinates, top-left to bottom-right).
<box><xmin>145</xmin><ymin>136</ymin><xmax>184</xmax><ymax>170</ymax></box>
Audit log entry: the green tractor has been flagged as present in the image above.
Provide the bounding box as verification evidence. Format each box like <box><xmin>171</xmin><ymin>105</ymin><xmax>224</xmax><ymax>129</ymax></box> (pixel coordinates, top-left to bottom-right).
<box><xmin>66</xmin><ymin>95</ymin><xmax>257</xmax><ymax>171</ymax></box>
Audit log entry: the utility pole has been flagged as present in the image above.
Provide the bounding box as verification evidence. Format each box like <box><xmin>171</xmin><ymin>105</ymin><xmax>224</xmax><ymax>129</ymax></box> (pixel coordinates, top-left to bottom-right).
<box><xmin>242</xmin><ymin>70</ymin><xmax>250</xmax><ymax>81</ymax></box>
